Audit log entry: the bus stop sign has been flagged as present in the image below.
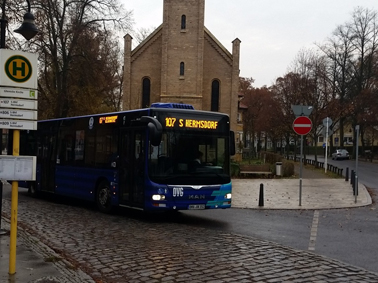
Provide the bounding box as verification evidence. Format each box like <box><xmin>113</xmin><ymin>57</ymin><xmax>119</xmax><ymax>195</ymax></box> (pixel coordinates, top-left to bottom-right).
<box><xmin>293</xmin><ymin>116</ymin><xmax>312</xmax><ymax>135</ymax></box>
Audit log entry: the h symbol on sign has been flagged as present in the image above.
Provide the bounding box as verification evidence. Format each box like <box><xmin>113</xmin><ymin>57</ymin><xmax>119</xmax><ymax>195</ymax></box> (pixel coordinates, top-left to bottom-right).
<box><xmin>12</xmin><ymin>61</ymin><xmax>26</xmax><ymax>77</ymax></box>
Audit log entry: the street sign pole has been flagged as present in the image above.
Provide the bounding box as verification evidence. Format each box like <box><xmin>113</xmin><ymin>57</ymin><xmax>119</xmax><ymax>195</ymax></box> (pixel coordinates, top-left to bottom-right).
<box><xmin>299</xmin><ymin>134</ymin><xmax>303</xmax><ymax>206</ymax></box>
<box><xmin>0</xmin><ymin>50</ymin><xmax>38</xmax><ymax>275</ymax></box>
<box><xmin>322</xmin><ymin>117</ymin><xmax>333</xmax><ymax>173</ymax></box>
<box><xmin>355</xmin><ymin>125</ymin><xmax>359</xmax><ymax>203</ymax></box>
<box><xmin>292</xmin><ymin>115</ymin><xmax>313</xmax><ymax>206</ymax></box>
<box><xmin>325</xmin><ymin>119</ymin><xmax>328</xmax><ymax>173</ymax></box>
<box><xmin>9</xmin><ymin>129</ymin><xmax>19</xmax><ymax>274</ymax></box>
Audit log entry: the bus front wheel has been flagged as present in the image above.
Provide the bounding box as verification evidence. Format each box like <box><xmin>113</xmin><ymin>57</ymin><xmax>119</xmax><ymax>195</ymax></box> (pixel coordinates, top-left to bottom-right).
<box><xmin>96</xmin><ymin>181</ymin><xmax>113</xmax><ymax>213</ymax></box>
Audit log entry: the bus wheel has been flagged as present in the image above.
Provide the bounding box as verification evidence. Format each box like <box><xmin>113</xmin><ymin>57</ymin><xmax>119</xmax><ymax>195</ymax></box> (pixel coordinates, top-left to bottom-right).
<box><xmin>96</xmin><ymin>181</ymin><xmax>113</xmax><ymax>213</ymax></box>
<box><xmin>28</xmin><ymin>182</ymin><xmax>38</xmax><ymax>197</ymax></box>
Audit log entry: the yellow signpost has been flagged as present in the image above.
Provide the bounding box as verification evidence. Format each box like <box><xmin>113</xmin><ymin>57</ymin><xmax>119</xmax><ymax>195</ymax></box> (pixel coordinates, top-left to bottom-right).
<box><xmin>9</xmin><ymin>130</ymin><xmax>19</xmax><ymax>274</ymax></box>
<box><xmin>0</xmin><ymin>49</ymin><xmax>38</xmax><ymax>275</ymax></box>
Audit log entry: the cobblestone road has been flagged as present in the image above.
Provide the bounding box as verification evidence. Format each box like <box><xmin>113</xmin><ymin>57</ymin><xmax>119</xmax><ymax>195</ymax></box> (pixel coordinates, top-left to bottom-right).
<box><xmin>2</xmin><ymin>192</ymin><xmax>378</xmax><ymax>283</ymax></box>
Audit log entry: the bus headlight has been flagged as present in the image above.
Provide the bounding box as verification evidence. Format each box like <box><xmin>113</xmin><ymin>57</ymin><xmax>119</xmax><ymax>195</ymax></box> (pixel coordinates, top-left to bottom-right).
<box><xmin>152</xmin><ymin>194</ymin><xmax>166</xmax><ymax>201</ymax></box>
<box><xmin>225</xmin><ymin>193</ymin><xmax>232</xmax><ymax>199</ymax></box>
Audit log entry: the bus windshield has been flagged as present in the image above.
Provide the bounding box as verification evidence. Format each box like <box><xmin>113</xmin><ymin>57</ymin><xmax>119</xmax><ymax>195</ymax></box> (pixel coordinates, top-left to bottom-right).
<box><xmin>148</xmin><ymin>130</ymin><xmax>230</xmax><ymax>185</ymax></box>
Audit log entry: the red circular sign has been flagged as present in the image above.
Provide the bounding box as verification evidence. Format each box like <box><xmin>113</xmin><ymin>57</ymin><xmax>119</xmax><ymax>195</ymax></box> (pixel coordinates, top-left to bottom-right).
<box><xmin>293</xmin><ymin>116</ymin><xmax>312</xmax><ymax>135</ymax></box>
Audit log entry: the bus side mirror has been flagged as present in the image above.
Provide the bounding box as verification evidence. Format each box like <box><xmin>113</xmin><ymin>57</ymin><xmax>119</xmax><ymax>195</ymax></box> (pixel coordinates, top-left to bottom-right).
<box><xmin>230</xmin><ymin>131</ymin><xmax>235</xmax><ymax>156</ymax></box>
<box><xmin>141</xmin><ymin>116</ymin><xmax>162</xmax><ymax>146</ymax></box>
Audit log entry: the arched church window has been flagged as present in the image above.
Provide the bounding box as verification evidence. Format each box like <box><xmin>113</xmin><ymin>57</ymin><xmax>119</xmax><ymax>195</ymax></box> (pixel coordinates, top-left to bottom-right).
<box><xmin>142</xmin><ymin>77</ymin><xmax>151</xmax><ymax>108</ymax></box>
<box><xmin>211</xmin><ymin>80</ymin><xmax>220</xmax><ymax>112</ymax></box>
<box><xmin>181</xmin><ymin>15</ymin><xmax>186</xmax><ymax>30</ymax></box>
<box><xmin>180</xmin><ymin>62</ymin><xmax>185</xmax><ymax>76</ymax></box>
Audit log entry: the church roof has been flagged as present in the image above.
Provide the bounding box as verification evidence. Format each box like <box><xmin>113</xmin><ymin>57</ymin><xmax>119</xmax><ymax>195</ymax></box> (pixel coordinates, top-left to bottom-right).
<box><xmin>204</xmin><ymin>26</ymin><xmax>233</xmax><ymax>61</ymax></box>
<box><xmin>130</xmin><ymin>24</ymin><xmax>163</xmax><ymax>60</ymax></box>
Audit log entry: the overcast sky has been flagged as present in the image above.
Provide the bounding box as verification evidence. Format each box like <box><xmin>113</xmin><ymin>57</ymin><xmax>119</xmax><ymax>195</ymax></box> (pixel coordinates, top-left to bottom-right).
<box><xmin>120</xmin><ymin>0</ymin><xmax>378</xmax><ymax>88</ymax></box>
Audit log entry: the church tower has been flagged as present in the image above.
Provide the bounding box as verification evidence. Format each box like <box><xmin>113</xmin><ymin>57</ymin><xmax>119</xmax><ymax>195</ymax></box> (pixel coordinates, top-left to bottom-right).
<box><xmin>160</xmin><ymin>0</ymin><xmax>205</xmax><ymax>109</ymax></box>
<box><xmin>123</xmin><ymin>0</ymin><xmax>240</xmax><ymax>133</ymax></box>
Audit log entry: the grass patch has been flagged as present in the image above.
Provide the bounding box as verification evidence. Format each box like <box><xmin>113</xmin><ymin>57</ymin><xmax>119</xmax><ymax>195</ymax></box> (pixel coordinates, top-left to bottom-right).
<box><xmin>303</xmin><ymin>163</ymin><xmax>343</xmax><ymax>178</ymax></box>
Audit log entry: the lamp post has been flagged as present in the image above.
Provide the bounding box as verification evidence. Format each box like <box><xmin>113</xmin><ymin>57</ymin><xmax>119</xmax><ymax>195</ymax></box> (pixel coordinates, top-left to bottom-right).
<box><xmin>0</xmin><ymin>0</ymin><xmax>7</xmax><ymax>48</ymax></box>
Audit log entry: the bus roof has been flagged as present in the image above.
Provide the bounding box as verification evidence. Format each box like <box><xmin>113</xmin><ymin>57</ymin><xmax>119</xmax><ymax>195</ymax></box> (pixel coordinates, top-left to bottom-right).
<box><xmin>151</xmin><ymin>103</ymin><xmax>195</xmax><ymax>109</ymax></box>
<box><xmin>38</xmin><ymin>103</ymin><xmax>229</xmax><ymax>123</ymax></box>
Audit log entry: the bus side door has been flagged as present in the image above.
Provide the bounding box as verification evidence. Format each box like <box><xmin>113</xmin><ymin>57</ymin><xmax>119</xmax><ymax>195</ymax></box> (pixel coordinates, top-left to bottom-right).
<box><xmin>38</xmin><ymin>134</ymin><xmax>56</xmax><ymax>193</ymax></box>
<box><xmin>119</xmin><ymin>128</ymin><xmax>145</xmax><ymax>208</ymax></box>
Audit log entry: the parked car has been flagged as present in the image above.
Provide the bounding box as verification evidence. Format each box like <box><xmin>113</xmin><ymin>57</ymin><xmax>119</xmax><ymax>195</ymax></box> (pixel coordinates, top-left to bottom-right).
<box><xmin>331</xmin><ymin>149</ymin><xmax>350</xmax><ymax>160</ymax></box>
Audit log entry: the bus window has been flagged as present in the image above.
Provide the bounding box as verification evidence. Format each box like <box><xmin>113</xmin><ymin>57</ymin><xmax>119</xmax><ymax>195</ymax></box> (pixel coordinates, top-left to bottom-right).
<box><xmin>95</xmin><ymin>127</ymin><xmax>118</xmax><ymax>168</ymax></box>
<box><xmin>148</xmin><ymin>131</ymin><xmax>230</xmax><ymax>185</ymax></box>
<box><xmin>85</xmin><ymin>135</ymin><xmax>96</xmax><ymax>166</ymax></box>
<box><xmin>20</xmin><ymin>131</ymin><xmax>37</xmax><ymax>156</ymax></box>
<box><xmin>74</xmin><ymin>130</ymin><xmax>85</xmax><ymax>161</ymax></box>
<box><xmin>57</xmin><ymin>129</ymin><xmax>74</xmax><ymax>165</ymax></box>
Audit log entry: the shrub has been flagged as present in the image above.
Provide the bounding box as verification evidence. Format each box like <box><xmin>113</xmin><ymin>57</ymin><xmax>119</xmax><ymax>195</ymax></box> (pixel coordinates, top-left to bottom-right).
<box><xmin>282</xmin><ymin>161</ymin><xmax>294</xmax><ymax>177</ymax></box>
<box><xmin>260</xmin><ymin>151</ymin><xmax>283</xmax><ymax>164</ymax></box>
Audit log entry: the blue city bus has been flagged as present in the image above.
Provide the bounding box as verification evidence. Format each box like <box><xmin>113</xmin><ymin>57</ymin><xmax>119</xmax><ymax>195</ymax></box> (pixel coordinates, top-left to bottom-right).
<box><xmin>17</xmin><ymin>103</ymin><xmax>235</xmax><ymax>212</ymax></box>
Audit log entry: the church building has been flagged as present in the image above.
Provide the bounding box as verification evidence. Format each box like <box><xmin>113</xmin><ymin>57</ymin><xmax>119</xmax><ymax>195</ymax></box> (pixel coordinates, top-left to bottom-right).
<box><xmin>123</xmin><ymin>0</ymin><xmax>241</xmax><ymax>133</ymax></box>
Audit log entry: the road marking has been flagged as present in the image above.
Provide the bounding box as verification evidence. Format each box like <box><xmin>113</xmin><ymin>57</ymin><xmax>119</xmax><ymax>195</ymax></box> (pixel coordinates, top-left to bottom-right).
<box><xmin>308</xmin><ymin>210</ymin><xmax>319</xmax><ymax>251</ymax></box>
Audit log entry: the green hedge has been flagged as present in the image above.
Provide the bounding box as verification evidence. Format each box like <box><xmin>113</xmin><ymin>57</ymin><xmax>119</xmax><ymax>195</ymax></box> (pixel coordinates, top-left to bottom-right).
<box><xmin>260</xmin><ymin>151</ymin><xmax>283</xmax><ymax>163</ymax></box>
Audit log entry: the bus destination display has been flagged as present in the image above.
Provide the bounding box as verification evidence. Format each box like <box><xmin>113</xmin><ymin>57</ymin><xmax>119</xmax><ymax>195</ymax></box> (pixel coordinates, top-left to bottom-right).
<box><xmin>165</xmin><ymin>117</ymin><xmax>218</xmax><ymax>130</ymax></box>
<box><xmin>99</xmin><ymin>115</ymin><xmax>118</xmax><ymax>124</ymax></box>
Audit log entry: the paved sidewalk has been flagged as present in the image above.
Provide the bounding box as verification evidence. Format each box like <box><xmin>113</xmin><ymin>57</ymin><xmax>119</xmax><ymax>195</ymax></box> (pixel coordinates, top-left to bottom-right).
<box><xmin>232</xmin><ymin>163</ymin><xmax>372</xmax><ymax>209</ymax></box>
<box><xmin>0</xmin><ymin>217</ymin><xmax>95</xmax><ymax>283</ymax></box>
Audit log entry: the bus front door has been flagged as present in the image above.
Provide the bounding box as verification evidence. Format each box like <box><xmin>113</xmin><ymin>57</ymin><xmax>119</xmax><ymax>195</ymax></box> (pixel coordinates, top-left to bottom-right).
<box><xmin>119</xmin><ymin>129</ymin><xmax>145</xmax><ymax>208</ymax></box>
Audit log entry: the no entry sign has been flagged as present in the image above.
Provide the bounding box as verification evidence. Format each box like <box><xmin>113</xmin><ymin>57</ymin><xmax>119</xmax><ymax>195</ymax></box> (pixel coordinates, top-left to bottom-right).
<box><xmin>293</xmin><ymin>116</ymin><xmax>312</xmax><ymax>135</ymax></box>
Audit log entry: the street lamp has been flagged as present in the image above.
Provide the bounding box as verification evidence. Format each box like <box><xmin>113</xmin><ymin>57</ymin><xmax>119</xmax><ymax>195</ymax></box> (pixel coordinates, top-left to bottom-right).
<box><xmin>1</xmin><ymin>0</ymin><xmax>38</xmax><ymax>48</ymax></box>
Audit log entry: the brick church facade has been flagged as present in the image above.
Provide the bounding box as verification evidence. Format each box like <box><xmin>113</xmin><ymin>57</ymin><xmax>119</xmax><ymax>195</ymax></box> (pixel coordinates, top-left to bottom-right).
<box><xmin>123</xmin><ymin>0</ymin><xmax>240</xmax><ymax>133</ymax></box>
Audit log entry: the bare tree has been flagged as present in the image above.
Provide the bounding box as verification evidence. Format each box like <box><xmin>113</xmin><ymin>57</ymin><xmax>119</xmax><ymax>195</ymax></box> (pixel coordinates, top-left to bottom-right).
<box><xmin>347</xmin><ymin>7</ymin><xmax>378</xmax><ymax>154</ymax></box>
<box><xmin>132</xmin><ymin>26</ymin><xmax>156</xmax><ymax>45</ymax></box>
<box><xmin>318</xmin><ymin>23</ymin><xmax>356</xmax><ymax>148</ymax></box>
<box><xmin>241</xmin><ymin>85</ymin><xmax>281</xmax><ymax>156</ymax></box>
<box><xmin>271</xmin><ymin>48</ymin><xmax>336</xmax><ymax>161</ymax></box>
<box><xmin>12</xmin><ymin>0</ymin><xmax>133</xmax><ymax>119</ymax></box>
<box><xmin>271</xmin><ymin>73</ymin><xmax>302</xmax><ymax>158</ymax></box>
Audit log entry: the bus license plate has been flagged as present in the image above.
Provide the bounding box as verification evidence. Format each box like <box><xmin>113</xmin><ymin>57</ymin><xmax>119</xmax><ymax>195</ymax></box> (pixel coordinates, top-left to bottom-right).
<box><xmin>189</xmin><ymin>204</ymin><xmax>205</xmax><ymax>210</ymax></box>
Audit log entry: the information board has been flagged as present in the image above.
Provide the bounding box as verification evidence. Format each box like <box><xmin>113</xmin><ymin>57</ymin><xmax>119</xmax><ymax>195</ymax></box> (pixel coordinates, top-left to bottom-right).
<box><xmin>0</xmin><ymin>156</ymin><xmax>36</xmax><ymax>181</ymax></box>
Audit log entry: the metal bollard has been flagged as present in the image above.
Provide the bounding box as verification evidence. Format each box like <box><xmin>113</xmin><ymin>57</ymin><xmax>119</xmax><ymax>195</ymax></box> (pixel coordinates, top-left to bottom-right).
<box><xmin>353</xmin><ymin>174</ymin><xmax>358</xmax><ymax>196</ymax></box>
<box><xmin>258</xmin><ymin>183</ymin><xmax>264</xmax><ymax>207</ymax></box>
<box><xmin>345</xmin><ymin>167</ymin><xmax>349</xmax><ymax>182</ymax></box>
<box><xmin>350</xmin><ymin>170</ymin><xmax>354</xmax><ymax>185</ymax></box>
